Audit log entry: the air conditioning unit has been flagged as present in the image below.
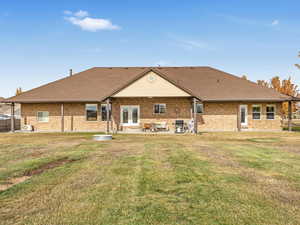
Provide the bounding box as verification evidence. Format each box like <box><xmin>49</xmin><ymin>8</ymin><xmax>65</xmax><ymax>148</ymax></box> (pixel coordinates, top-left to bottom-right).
<box><xmin>22</xmin><ymin>125</ymin><xmax>33</xmax><ymax>131</ymax></box>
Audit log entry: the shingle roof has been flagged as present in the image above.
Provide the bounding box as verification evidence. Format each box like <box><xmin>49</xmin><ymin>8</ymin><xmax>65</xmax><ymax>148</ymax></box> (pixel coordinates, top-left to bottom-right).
<box><xmin>4</xmin><ymin>66</ymin><xmax>293</xmax><ymax>103</ymax></box>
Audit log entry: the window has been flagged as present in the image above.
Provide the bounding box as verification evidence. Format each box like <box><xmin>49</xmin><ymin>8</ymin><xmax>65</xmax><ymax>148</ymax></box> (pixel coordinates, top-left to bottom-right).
<box><xmin>86</xmin><ymin>104</ymin><xmax>98</xmax><ymax>121</ymax></box>
<box><xmin>192</xmin><ymin>103</ymin><xmax>204</xmax><ymax>114</ymax></box>
<box><xmin>37</xmin><ymin>111</ymin><xmax>49</xmax><ymax>122</ymax></box>
<box><xmin>101</xmin><ymin>104</ymin><xmax>111</xmax><ymax>121</ymax></box>
<box><xmin>154</xmin><ymin>104</ymin><xmax>166</xmax><ymax>114</ymax></box>
<box><xmin>266</xmin><ymin>105</ymin><xmax>275</xmax><ymax>120</ymax></box>
<box><xmin>252</xmin><ymin>105</ymin><xmax>261</xmax><ymax>120</ymax></box>
<box><xmin>196</xmin><ymin>103</ymin><xmax>204</xmax><ymax>113</ymax></box>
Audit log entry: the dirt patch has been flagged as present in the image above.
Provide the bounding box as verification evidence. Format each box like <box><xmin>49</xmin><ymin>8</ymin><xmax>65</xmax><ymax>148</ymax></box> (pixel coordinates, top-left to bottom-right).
<box><xmin>0</xmin><ymin>158</ymin><xmax>78</xmax><ymax>192</ymax></box>
<box><xmin>192</xmin><ymin>144</ymin><xmax>241</xmax><ymax>168</ymax></box>
<box><xmin>242</xmin><ymin>170</ymin><xmax>300</xmax><ymax>205</ymax></box>
<box><xmin>24</xmin><ymin>158</ymin><xmax>77</xmax><ymax>176</ymax></box>
<box><xmin>0</xmin><ymin>176</ymin><xmax>30</xmax><ymax>191</ymax></box>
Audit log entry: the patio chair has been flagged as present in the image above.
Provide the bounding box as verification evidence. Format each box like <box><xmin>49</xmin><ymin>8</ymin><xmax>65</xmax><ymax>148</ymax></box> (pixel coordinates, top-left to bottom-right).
<box><xmin>143</xmin><ymin>123</ymin><xmax>153</xmax><ymax>132</ymax></box>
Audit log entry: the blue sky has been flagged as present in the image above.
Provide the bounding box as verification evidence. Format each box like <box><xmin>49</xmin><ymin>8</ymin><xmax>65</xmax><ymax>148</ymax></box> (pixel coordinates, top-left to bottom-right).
<box><xmin>1</xmin><ymin>0</ymin><xmax>299</xmax><ymax>97</ymax></box>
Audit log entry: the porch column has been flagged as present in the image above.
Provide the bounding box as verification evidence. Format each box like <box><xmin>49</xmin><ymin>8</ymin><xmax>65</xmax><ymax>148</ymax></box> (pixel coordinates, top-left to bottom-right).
<box><xmin>61</xmin><ymin>103</ymin><xmax>64</xmax><ymax>132</ymax></box>
<box><xmin>106</xmin><ymin>98</ymin><xmax>110</xmax><ymax>134</ymax></box>
<box><xmin>10</xmin><ymin>103</ymin><xmax>15</xmax><ymax>132</ymax></box>
<box><xmin>237</xmin><ymin>105</ymin><xmax>241</xmax><ymax>132</ymax></box>
<box><xmin>288</xmin><ymin>101</ymin><xmax>292</xmax><ymax>132</ymax></box>
<box><xmin>193</xmin><ymin>98</ymin><xmax>198</xmax><ymax>133</ymax></box>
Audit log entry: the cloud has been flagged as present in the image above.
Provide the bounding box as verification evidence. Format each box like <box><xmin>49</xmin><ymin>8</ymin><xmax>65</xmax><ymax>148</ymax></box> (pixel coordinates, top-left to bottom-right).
<box><xmin>167</xmin><ymin>34</ymin><xmax>210</xmax><ymax>51</ymax></box>
<box><xmin>64</xmin><ymin>10</ymin><xmax>120</xmax><ymax>32</ymax></box>
<box><xmin>63</xmin><ymin>10</ymin><xmax>72</xmax><ymax>15</ymax></box>
<box><xmin>175</xmin><ymin>39</ymin><xmax>208</xmax><ymax>51</ymax></box>
<box><xmin>217</xmin><ymin>14</ymin><xmax>281</xmax><ymax>28</ymax></box>
<box><xmin>217</xmin><ymin>14</ymin><xmax>258</xmax><ymax>26</ymax></box>
<box><xmin>271</xmin><ymin>19</ymin><xmax>279</xmax><ymax>26</ymax></box>
<box><xmin>74</xmin><ymin>10</ymin><xmax>89</xmax><ymax>18</ymax></box>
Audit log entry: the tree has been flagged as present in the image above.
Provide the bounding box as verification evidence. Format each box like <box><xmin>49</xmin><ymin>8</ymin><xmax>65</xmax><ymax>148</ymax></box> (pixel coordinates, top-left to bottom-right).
<box><xmin>15</xmin><ymin>87</ymin><xmax>22</xmax><ymax>96</ymax></box>
<box><xmin>295</xmin><ymin>51</ymin><xmax>300</xmax><ymax>69</ymax></box>
<box><xmin>257</xmin><ymin>80</ymin><xmax>269</xmax><ymax>88</ymax></box>
<box><xmin>257</xmin><ymin>76</ymin><xmax>298</xmax><ymax>116</ymax></box>
<box><xmin>241</xmin><ymin>75</ymin><xmax>248</xmax><ymax>80</ymax></box>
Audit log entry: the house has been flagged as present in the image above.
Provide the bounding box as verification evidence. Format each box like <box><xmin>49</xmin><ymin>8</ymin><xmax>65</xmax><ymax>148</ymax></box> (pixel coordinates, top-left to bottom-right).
<box><xmin>2</xmin><ymin>67</ymin><xmax>298</xmax><ymax>133</ymax></box>
<box><xmin>0</xmin><ymin>97</ymin><xmax>20</xmax><ymax>119</ymax></box>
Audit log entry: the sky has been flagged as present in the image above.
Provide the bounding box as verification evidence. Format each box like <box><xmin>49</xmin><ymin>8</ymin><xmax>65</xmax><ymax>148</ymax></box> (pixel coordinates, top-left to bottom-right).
<box><xmin>0</xmin><ymin>0</ymin><xmax>299</xmax><ymax>98</ymax></box>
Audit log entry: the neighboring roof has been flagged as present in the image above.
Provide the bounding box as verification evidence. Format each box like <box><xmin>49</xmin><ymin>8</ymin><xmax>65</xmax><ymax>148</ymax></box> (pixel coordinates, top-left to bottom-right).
<box><xmin>0</xmin><ymin>97</ymin><xmax>4</xmax><ymax>101</ymax></box>
<box><xmin>0</xmin><ymin>103</ymin><xmax>20</xmax><ymax>115</ymax></box>
<box><xmin>4</xmin><ymin>67</ymin><xmax>293</xmax><ymax>103</ymax></box>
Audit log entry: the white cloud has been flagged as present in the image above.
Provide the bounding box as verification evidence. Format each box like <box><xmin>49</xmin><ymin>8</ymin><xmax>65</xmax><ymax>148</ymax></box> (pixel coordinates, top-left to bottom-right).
<box><xmin>64</xmin><ymin>10</ymin><xmax>120</xmax><ymax>32</ymax></box>
<box><xmin>271</xmin><ymin>19</ymin><xmax>279</xmax><ymax>26</ymax></box>
<box><xmin>63</xmin><ymin>10</ymin><xmax>72</xmax><ymax>15</ymax></box>
<box><xmin>66</xmin><ymin>17</ymin><xmax>119</xmax><ymax>31</ymax></box>
<box><xmin>175</xmin><ymin>39</ymin><xmax>208</xmax><ymax>51</ymax></box>
<box><xmin>74</xmin><ymin>10</ymin><xmax>89</xmax><ymax>18</ymax></box>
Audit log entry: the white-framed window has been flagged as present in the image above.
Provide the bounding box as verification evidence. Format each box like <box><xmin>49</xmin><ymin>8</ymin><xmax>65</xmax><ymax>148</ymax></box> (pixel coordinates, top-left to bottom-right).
<box><xmin>252</xmin><ymin>105</ymin><xmax>261</xmax><ymax>120</ymax></box>
<box><xmin>37</xmin><ymin>111</ymin><xmax>49</xmax><ymax>122</ymax></box>
<box><xmin>266</xmin><ymin>105</ymin><xmax>275</xmax><ymax>120</ymax></box>
<box><xmin>101</xmin><ymin>104</ymin><xmax>111</xmax><ymax>121</ymax></box>
<box><xmin>154</xmin><ymin>104</ymin><xmax>166</xmax><ymax>114</ymax></box>
<box><xmin>86</xmin><ymin>104</ymin><xmax>98</xmax><ymax>121</ymax></box>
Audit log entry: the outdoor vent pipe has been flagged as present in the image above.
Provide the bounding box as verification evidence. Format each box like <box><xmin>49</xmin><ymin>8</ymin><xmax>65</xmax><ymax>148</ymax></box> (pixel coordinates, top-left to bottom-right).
<box><xmin>69</xmin><ymin>69</ymin><xmax>73</xmax><ymax>76</ymax></box>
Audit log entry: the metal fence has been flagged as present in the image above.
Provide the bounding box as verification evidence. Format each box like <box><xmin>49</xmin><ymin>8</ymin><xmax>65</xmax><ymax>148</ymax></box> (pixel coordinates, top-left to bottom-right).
<box><xmin>0</xmin><ymin>119</ymin><xmax>21</xmax><ymax>132</ymax></box>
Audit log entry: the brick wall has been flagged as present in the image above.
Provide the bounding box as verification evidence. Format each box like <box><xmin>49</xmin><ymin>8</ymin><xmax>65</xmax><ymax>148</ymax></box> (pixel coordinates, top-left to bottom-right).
<box><xmin>198</xmin><ymin>102</ymin><xmax>282</xmax><ymax>131</ymax></box>
<box><xmin>21</xmin><ymin>99</ymin><xmax>283</xmax><ymax>132</ymax></box>
<box><xmin>111</xmin><ymin>97</ymin><xmax>192</xmax><ymax>131</ymax></box>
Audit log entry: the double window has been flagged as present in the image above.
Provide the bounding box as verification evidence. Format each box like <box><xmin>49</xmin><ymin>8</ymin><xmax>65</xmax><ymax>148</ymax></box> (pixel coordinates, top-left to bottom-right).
<box><xmin>86</xmin><ymin>104</ymin><xmax>111</xmax><ymax>121</ymax></box>
<box><xmin>86</xmin><ymin>104</ymin><xmax>98</xmax><ymax>121</ymax></box>
<box><xmin>252</xmin><ymin>105</ymin><xmax>261</xmax><ymax>120</ymax></box>
<box><xmin>37</xmin><ymin>111</ymin><xmax>49</xmax><ymax>122</ymax></box>
<box><xmin>101</xmin><ymin>104</ymin><xmax>111</xmax><ymax>121</ymax></box>
<box><xmin>154</xmin><ymin>104</ymin><xmax>166</xmax><ymax>114</ymax></box>
<box><xmin>266</xmin><ymin>105</ymin><xmax>275</xmax><ymax>120</ymax></box>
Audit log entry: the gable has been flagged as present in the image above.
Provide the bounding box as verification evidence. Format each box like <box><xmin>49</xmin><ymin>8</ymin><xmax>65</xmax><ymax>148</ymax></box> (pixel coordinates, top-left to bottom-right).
<box><xmin>113</xmin><ymin>71</ymin><xmax>191</xmax><ymax>97</ymax></box>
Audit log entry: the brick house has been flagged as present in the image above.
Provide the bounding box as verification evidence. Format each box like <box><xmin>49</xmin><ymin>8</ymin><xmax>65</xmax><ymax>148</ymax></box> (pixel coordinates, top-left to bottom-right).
<box><xmin>2</xmin><ymin>67</ymin><xmax>299</xmax><ymax>132</ymax></box>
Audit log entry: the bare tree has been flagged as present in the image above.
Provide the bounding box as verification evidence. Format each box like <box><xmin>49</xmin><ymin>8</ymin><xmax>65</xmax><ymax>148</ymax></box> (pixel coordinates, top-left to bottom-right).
<box><xmin>295</xmin><ymin>51</ymin><xmax>300</xmax><ymax>69</ymax></box>
<box><xmin>15</xmin><ymin>87</ymin><xmax>22</xmax><ymax>96</ymax></box>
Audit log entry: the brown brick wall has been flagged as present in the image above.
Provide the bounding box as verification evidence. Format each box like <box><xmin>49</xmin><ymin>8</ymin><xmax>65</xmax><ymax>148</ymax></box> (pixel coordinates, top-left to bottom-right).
<box><xmin>21</xmin><ymin>99</ymin><xmax>283</xmax><ymax>132</ymax></box>
<box><xmin>21</xmin><ymin>103</ymin><xmax>107</xmax><ymax>132</ymax></box>
<box><xmin>198</xmin><ymin>102</ymin><xmax>282</xmax><ymax>131</ymax></box>
<box><xmin>111</xmin><ymin>97</ymin><xmax>192</xmax><ymax>131</ymax></box>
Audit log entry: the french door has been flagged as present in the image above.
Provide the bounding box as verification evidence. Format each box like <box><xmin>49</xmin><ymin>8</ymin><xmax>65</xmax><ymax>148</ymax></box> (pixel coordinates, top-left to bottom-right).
<box><xmin>120</xmin><ymin>105</ymin><xmax>140</xmax><ymax>126</ymax></box>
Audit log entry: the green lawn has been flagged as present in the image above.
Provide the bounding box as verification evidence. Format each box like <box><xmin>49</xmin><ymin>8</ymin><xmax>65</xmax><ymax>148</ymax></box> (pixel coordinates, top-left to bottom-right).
<box><xmin>0</xmin><ymin>132</ymin><xmax>300</xmax><ymax>225</ymax></box>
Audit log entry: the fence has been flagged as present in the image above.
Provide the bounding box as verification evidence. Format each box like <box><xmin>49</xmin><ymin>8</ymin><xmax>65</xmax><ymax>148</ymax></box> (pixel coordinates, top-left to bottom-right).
<box><xmin>0</xmin><ymin>119</ymin><xmax>21</xmax><ymax>132</ymax></box>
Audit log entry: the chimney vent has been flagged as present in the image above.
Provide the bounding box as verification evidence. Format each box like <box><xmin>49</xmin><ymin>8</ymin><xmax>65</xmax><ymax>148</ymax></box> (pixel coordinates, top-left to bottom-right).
<box><xmin>69</xmin><ymin>69</ymin><xmax>73</xmax><ymax>76</ymax></box>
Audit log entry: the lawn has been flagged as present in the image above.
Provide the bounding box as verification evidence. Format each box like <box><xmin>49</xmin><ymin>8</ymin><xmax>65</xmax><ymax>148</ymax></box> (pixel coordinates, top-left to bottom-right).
<box><xmin>0</xmin><ymin>132</ymin><xmax>300</xmax><ymax>225</ymax></box>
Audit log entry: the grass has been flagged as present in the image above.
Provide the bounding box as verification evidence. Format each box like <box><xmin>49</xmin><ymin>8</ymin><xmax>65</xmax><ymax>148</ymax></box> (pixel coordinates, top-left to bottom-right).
<box><xmin>0</xmin><ymin>132</ymin><xmax>300</xmax><ymax>225</ymax></box>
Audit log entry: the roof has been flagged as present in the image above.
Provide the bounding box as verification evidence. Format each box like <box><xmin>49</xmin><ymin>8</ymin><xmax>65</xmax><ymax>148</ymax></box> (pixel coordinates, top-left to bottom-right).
<box><xmin>4</xmin><ymin>66</ymin><xmax>293</xmax><ymax>103</ymax></box>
